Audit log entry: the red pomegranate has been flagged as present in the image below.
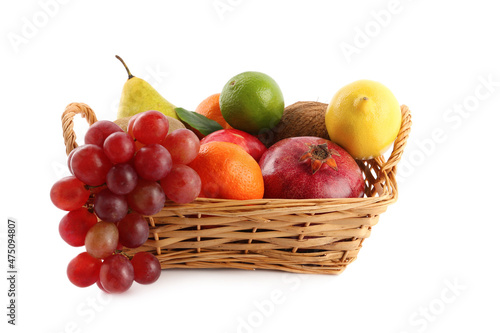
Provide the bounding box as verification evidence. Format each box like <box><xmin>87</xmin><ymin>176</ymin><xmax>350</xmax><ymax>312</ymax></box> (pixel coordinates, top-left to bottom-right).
<box><xmin>259</xmin><ymin>136</ymin><xmax>365</xmax><ymax>199</ymax></box>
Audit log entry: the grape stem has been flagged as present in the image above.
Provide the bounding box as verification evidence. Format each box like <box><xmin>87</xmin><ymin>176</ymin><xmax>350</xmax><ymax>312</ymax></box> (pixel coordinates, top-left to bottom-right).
<box><xmin>115</xmin><ymin>250</ymin><xmax>132</xmax><ymax>260</ymax></box>
<box><xmin>84</xmin><ymin>184</ymin><xmax>106</xmax><ymax>190</ymax></box>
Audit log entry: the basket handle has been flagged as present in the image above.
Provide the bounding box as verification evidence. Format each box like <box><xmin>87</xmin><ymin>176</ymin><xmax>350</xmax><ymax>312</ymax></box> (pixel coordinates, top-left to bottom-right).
<box><xmin>61</xmin><ymin>102</ymin><xmax>98</xmax><ymax>156</ymax></box>
<box><xmin>380</xmin><ymin>105</ymin><xmax>412</xmax><ymax>174</ymax></box>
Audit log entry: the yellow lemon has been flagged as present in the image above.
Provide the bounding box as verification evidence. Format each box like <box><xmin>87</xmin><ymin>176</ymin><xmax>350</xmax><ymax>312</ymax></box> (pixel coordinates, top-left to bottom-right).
<box><xmin>325</xmin><ymin>80</ymin><xmax>401</xmax><ymax>160</ymax></box>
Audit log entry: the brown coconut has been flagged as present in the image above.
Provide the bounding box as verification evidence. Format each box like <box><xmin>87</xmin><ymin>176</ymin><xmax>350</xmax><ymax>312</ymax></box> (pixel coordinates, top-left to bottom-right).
<box><xmin>261</xmin><ymin>101</ymin><xmax>330</xmax><ymax>147</ymax></box>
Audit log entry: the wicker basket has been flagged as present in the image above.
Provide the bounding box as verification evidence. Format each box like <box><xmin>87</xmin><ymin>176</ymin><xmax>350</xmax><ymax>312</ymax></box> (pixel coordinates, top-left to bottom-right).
<box><xmin>62</xmin><ymin>103</ymin><xmax>411</xmax><ymax>275</ymax></box>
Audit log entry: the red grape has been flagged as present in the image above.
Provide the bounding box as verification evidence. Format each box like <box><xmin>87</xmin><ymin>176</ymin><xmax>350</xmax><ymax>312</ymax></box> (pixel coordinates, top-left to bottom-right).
<box><xmin>96</xmin><ymin>276</ymin><xmax>109</xmax><ymax>293</ymax></box>
<box><xmin>99</xmin><ymin>254</ymin><xmax>134</xmax><ymax>294</ymax></box>
<box><xmin>93</xmin><ymin>189</ymin><xmax>128</xmax><ymax>222</ymax></box>
<box><xmin>85</xmin><ymin>120</ymin><xmax>123</xmax><ymax>147</ymax></box>
<box><xmin>103</xmin><ymin>132</ymin><xmax>135</xmax><ymax>164</ymax></box>
<box><xmin>50</xmin><ymin>176</ymin><xmax>90</xmax><ymax>211</ymax></box>
<box><xmin>134</xmin><ymin>144</ymin><xmax>172</xmax><ymax>181</ymax></box>
<box><xmin>116</xmin><ymin>213</ymin><xmax>150</xmax><ymax>248</ymax></box>
<box><xmin>106</xmin><ymin>163</ymin><xmax>138</xmax><ymax>195</ymax></box>
<box><xmin>67</xmin><ymin>252</ymin><xmax>102</xmax><ymax>288</ymax></box>
<box><xmin>131</xmin><ymin>110</ymin><xmax>169</xmax><ymax>144</ymax></box>
<box><xmin>85</xmin><ymin>222</ymin><xmax>119</xmax><ymax>259</ymax></box>
<box><xmin>161</xmin><ymin>129</ymin><xmax>200</xmax><ymax>165</ymax></box>
<box><xmin>71</xmin><ymin>144</ymin><xmax>113</xmax><ymax>186</ymax></box>
<box><xmin>131</xmin><ymin>252</ymin><xmax>161</xmax><ymax>285</ymax></box>
<box><xmin>127</xmin><ymin>113</ymin><xmax>140</xmax><ymax>138</ymax></box>
<box><xmin>160</xmin><ymin>164</ymin><xmax>201</xmax><ymax>204</ymax></box>
<box><xmin>127</xmin><ymin>179</ymin><xmax>165</xmax><ymax>215</ymax></box>
<box><xmin>59</xmin><ymin>208</ymin><xmax>97</xmax><ymax>247</ymax></box>
<box><xmin>67</xmin><ymin>146</ymin><xmax>82</xmax><ymax>175</ymax></box>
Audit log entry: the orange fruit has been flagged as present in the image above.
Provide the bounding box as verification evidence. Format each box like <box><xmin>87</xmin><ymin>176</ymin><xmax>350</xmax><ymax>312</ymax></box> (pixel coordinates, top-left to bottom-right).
<box><xmin>188</xmin><ymin>141</ymin><xmax>264</xmax><ymax>200</ymax></box>
<box><xmin>195</xmin><ymin>93</ymin><xmax>233</xmax><ymax>130</ymax></box>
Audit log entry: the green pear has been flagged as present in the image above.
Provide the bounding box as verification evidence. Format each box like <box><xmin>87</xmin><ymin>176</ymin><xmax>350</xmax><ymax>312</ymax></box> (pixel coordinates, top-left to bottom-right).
<box><xmin>115</xmin><ymin>55</ymin><xmax>178</xmax><ymax>120</ymax></box>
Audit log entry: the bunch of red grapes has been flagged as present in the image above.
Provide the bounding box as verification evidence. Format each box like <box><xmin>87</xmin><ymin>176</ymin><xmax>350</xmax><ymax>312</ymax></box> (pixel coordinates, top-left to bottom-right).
<box><xmin>51</xmin><ymin>110</ymin><xmax>202</xmax><ymax>293</ymax></box>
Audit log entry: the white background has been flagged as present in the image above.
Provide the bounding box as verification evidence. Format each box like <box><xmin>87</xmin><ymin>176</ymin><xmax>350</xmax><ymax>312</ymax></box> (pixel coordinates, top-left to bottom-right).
<box><xmin>1</xmin><ymin>0</ymin><xmax>499</xmax><ymax>332</ymax></box>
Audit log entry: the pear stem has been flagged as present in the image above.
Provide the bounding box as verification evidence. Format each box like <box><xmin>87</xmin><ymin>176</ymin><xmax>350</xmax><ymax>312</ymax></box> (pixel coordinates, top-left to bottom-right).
<box><xmin>115</xmin><ymin>55</ymin><xmax>134</xmax><ymax>79</ymax></box>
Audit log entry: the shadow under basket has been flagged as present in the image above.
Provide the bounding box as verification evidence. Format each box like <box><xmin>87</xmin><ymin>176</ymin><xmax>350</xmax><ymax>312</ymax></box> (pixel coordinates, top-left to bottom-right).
<box><xmin>62</xmin><ymin>103</ymin><xmax>412</xmax><ymax>275</ymax></box>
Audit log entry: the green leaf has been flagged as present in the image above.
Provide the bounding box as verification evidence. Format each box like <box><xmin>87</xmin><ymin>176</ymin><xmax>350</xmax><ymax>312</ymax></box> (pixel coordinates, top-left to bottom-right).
<box><xmin>175</xmin><ymin>107</ymin><xmax>224</xmax><ymax>136</ymax></box>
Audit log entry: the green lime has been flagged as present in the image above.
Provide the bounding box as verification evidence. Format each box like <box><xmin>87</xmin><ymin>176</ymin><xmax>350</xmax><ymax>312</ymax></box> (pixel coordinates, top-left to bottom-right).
<box><xmin>219</xmin><ymin>71</ymin><xmax>284</xmax><ymax>134</ymax></box>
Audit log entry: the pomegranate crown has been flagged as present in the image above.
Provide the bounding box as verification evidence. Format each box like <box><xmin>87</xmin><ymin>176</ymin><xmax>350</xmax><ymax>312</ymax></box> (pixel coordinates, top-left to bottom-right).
<box><xmin>299</xmin><ymin>143</ymin><xmax>340</xmax><ymax>174</ymax></box>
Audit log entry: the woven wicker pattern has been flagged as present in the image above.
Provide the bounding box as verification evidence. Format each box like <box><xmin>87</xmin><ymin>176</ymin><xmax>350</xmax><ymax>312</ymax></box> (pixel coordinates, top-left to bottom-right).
<box><xmin>62</xmin><ymin>103</ymin><xmax>97</xmax><ymax>155</ymax></box>
<box><xmin>62</xmin><ymin>103</ymin><xmax>411</xmax><ymax>275</ymax></box>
